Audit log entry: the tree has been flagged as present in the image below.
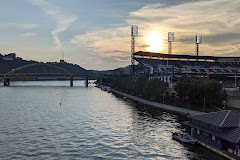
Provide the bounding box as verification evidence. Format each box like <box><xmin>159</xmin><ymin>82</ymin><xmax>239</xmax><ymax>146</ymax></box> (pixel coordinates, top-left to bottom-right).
<box><xmin>175</xmin><ymin>77</ymin><xmax>227</xmax><ymax>107</ymax></box>
<box><xmin>144</xmin><ymin>78</ymin><xmax>167</xmax><ymax>101</ymax></box>
<box><xmin>107</xmin><ymin>75</ymin><xmax>167</xmax><ymax>101</ymax></box>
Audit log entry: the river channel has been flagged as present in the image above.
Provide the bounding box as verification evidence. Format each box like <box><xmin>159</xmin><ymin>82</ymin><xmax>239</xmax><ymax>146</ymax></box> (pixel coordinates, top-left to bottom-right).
<box><xmin>0</xmin><ymin>81</ymin><xmax>210</xmax><ymax>159</ymax></box>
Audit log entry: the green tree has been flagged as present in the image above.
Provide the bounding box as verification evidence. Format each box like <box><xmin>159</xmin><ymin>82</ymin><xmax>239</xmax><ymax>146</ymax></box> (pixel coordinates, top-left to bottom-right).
<box><xmin>144</xmin><ymin>78</ymin><xmax>167</xmax><ymax>101</ymax></box>
<box><xmin>175</xmin><ymin>77</ymin><xmax>227</xmax><ymax>106</ymax></box>
<box><xmin>107</xmin><ymin>75</ymin><xmax>167</xmax><ymax>101</ymax></box>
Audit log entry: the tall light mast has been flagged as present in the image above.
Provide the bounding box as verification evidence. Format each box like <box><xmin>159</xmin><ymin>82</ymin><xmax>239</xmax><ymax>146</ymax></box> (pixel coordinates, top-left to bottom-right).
<box><xmin>168</xmin><ymin>32</ymin><xmax>174</xmax><ymax>54</ymax></box>
<box><xmin>131</xmin><ymin>25</ymin><xmax>138</xmax><ymax>72</ymax></box>
<box><xmin>196</xmin><ymin>34</ymin><xmax>202</xmax><ymax>56</ymax></box>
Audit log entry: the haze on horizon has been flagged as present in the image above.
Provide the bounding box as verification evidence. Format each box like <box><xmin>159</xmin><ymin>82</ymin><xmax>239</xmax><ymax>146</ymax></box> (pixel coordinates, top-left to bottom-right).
<box><xmin>0</xmin><ymin>0</ymin><xmax>240</xmax><ymax>70</ymax></box>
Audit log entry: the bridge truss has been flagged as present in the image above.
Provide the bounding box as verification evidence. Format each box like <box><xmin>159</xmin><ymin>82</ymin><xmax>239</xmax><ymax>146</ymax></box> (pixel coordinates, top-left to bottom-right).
<box><xmin>1</xmin><ymin>63</ymin><xmax>100</xmax><ymax>87</ymax></box>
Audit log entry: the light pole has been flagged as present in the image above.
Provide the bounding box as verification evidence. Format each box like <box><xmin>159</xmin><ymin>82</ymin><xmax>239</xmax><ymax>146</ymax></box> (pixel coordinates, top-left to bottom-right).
<box><xmin>186</xmin><ymin>96</ymin><xmax>189</xmax><ymax>109</ymax></box>
<box><xmin>203</xmin><ymin>98</ymin><xmax>206</xmax><ymax>112</ymax></box>
<box><xmin>235</xmin><ymin>70</ymin><xmax>237</xmax><ymax>91</ymax></box>
<box><xmin>162</xmin><ymin>93</ymin><xmax>165</xmax><ymax>104</ymax></box>
<box><xmin>222</xmin><ymin>100</ymin><xmax>226</xmax><ymax>110</ymax></box>
<box><xmin>196</xmin><ymin>34</ymin><xmax>202</xmax><ymax>56</ymax></box>
<box><xmin>131</xmin><ymin>25</ymin><xmax>138</xmax><ymax>74</ymax></box>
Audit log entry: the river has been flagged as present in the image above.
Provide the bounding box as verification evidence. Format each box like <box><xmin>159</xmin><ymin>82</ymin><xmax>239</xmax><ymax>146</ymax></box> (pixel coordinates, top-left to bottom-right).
<box><xmin>0</xmin><ymin>81</ymin><xmax>209</xmax><ymax>160</ymax></box>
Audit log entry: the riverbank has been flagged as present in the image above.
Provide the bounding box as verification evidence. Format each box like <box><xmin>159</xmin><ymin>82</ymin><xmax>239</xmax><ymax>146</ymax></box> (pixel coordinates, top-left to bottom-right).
<box><xmin>98</xmin><ymin>85</ymin><xmax>203</xmax><ymax>116</ymax></box>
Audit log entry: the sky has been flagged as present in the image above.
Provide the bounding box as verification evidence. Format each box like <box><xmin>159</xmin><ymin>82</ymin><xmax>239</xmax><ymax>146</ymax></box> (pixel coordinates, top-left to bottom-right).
<box><xmin>0</xmin><ymin>0</ymin><xmax>240</xmax><ymax>70</ymax></box>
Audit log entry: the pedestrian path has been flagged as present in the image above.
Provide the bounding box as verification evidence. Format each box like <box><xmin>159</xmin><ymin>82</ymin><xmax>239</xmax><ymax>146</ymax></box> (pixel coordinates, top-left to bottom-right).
<box><xmin>112</xmin><ymin>89</ymin><xmax>203</xmax><ymax>116</ymax></box>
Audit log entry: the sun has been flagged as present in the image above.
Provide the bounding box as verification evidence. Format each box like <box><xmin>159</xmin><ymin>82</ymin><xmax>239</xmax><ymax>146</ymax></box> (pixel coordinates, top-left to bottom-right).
<box><xmin>146</xmin><ymin>33</ymin><xmax>163</xmax><ymax>52</ymax></box>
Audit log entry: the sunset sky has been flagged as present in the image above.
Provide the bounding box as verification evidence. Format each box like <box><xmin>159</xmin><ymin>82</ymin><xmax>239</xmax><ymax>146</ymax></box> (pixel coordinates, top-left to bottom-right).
<box><xmin>0</xmin><ymin>0</ymin><xmax>240</xmax><ymax>70</ymax></box>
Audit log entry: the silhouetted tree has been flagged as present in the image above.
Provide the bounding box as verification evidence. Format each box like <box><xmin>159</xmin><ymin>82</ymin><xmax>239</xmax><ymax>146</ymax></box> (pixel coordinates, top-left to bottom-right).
<box><xmin>175</xmin><ymin>77</ymin><xmax>227</xmax><ymax>107</ymax></box>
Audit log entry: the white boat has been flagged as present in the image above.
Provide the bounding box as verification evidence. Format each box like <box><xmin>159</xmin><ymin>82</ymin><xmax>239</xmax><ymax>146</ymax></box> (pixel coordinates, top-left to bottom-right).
<box><xmin>107</xmin><ymin>88</ymin><xmax>111</xmax><ymax>93</ymax></box>
<box><xmin>172</xmin><ymin>132</ymin><xmax>197</xmax><ymax>144</ymax></box>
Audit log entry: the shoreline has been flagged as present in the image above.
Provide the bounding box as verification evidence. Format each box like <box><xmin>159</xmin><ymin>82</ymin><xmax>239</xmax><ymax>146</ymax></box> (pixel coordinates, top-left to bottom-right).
<box><xmin>98</xmin><ymin>85</ymin><xmax>203</xmax><ymax>116</ymax></box>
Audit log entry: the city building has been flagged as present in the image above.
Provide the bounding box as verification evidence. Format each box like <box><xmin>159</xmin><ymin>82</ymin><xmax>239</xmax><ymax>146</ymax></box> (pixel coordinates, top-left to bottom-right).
<box><xmin>60</xmin><ymin>59</ymin><xmax>65</xmax><ymax>63</ymax></box>
<box><xmin>184</xmin><ymin>110</ymin><xmax>240</xmax><ymax>159</ymax></box>
<box><xmin>3</xmin><ymin>53</ymin><xmax>16</xmax><ymax>60</ymax></box>
<box><xmin>133</xmin><ymin>51</ymin><xmax>240</xmax><ymax>88</ymax></box>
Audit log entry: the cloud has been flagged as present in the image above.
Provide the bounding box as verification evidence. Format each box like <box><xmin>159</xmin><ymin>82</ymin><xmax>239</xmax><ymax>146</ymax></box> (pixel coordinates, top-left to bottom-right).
<box><xmin>23</xmin><ymin>24</ymin><xmax>39</xmax><ymax>29</ymax></box>
<box><xmin>1</xmin><ymin>23</ymin><xmax>39</xmax><ymax>29</ymax></box>
<box><xmin>71</xmin><ymin>27</ymin><xmax>130</xmax><ymax>61</ymax></box>
<box><xmin>71</xmin><ymin>0</ymin><xmax>240</xmax><ymax>65</ymax></box>
<box><xmin>28</xmin><ymin>0</ymin><xmax>77</xmax><ymax>49</ymax></box>
<box><xmin>21</xmin><ymin>32</ymin><xmax>38</xmax><ymax>37</ymax></box>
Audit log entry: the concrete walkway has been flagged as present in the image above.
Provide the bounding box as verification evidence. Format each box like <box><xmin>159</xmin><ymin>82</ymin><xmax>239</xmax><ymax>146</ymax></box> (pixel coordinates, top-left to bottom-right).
<box><xmin>112</xmin><ymin>89</ymin><xmax>203</xmax><ymax>116</ymax></box>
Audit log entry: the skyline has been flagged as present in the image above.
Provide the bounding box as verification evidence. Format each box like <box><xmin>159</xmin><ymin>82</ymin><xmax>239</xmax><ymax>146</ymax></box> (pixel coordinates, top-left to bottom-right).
<box><xmin>0</xmin><ymin>0</ymin><xmax>240</xmax><ymax>70</ymax></box>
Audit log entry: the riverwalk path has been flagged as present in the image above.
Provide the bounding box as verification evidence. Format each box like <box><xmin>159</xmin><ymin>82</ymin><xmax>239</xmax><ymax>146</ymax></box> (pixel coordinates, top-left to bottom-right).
<box><xmin>111</xmin><ymin>89</ymin><xmax>203</xmax><ymax>116</ymax></box>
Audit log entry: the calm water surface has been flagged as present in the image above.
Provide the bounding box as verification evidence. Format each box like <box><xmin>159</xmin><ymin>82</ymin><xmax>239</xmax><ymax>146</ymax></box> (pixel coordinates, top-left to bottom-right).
<box><xmin>0</xmin><ymin>81</ymin><xmax>207</xmax><ymax>160</ymax></box>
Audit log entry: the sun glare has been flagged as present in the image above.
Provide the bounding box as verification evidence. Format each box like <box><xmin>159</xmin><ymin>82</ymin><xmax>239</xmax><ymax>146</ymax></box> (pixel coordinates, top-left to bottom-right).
<box><xmin>146</xmin><ymin>33</ymin><xmax>163</xmax><ymax>52</ymax></box>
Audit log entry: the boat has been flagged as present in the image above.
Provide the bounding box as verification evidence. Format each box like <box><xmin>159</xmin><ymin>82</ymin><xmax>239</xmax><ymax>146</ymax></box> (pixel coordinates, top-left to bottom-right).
<box><xmin>172</xmin><ymin>132</ymin><xmax>197</xmax><ymax>144</ymax></box>
<box><xmin>107</xmin><ymin>88</ymin><xmax>111</xmax><ymax>93</ymax></box>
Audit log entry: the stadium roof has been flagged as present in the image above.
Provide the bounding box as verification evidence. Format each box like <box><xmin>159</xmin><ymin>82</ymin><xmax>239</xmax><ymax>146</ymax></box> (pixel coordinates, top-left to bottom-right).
<box><xmin>134</xmin><ymin>51</ymin><xmax>240</xmax><ymax>60</ymax></box>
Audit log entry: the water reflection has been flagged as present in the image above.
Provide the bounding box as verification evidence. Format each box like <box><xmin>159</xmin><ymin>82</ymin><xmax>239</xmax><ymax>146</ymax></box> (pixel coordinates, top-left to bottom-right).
<box><xmin>0</xmin><ymin>81</ymin><xmax>208</xmax><ymax>159</ymax></box>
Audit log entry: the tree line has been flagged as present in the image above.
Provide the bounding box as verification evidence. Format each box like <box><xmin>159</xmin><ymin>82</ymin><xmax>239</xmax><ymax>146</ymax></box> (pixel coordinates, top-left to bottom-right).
<box><xmin>174</xmin><ymin>77</ymin><xmax>227</xmax><ymax>107</ymax></box>
<box><xmin>106</xmin><ymin>75</ymin><xmax>227</xmax><ymax>109</ymax></box>
<box><xmin>107</xmin><ymin>75</ymin><xmax>167</xmax><ymax>102</ymax></box>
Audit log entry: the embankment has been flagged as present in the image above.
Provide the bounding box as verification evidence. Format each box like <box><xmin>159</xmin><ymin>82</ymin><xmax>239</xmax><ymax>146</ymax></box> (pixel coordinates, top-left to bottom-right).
<box><xmin>110</xmin><ymin>89</ymin><xmax>203</xmax><ymax>116</ymax></box>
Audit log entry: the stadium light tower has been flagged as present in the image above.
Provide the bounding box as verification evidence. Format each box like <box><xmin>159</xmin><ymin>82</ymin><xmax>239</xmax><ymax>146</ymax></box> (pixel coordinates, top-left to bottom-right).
<box><xmin>131</xmin><ymin>25</ymin><xmax>138</xmax><ymax>72</ymax></box>
<box><xmin>196</xmin><ymin>34</ymin><xmax>202</xmax><ymax>56</ymax></box>
<box><xmin>168</xmin><ymin>32</ymin><xmax>174</xmax><ymax>54</ymax></box>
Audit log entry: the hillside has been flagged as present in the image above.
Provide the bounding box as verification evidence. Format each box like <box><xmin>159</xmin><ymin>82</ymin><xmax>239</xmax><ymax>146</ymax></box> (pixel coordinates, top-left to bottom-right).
<box><xmin>0</xmin><ymin>53</ymin><xmax>87</xmax><ymax>74</ymax></box>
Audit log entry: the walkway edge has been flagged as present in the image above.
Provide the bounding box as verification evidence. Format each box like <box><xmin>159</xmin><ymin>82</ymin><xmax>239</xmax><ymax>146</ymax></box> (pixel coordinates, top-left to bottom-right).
<box><xmin>111</xmin><ymin>89</ymin><xmax>203</xmax><ymax>116</ymax></box>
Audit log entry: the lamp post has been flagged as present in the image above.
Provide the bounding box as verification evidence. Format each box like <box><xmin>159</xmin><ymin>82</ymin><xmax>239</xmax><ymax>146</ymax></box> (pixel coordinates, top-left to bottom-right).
<box><xmin>203</xmin><ymin>98</ymin><xmax>206</xmax><ymax>112</ymax></box>
<box><xmin>162</xmin><ymin>93</ymin><xmax>165</xmax><ymax>104</ymax></box>
<box><xmin>222</xmin><ymin>100</ymin><xmax>226</xmax><ymax>110</ymax></box>
<box><xmin>235</xmin><ymin>70</ymin><xmax>237</xmax><ymax>91</ymax></box>
<box><xmin>186</xmin><ymin>96</ymin><xmax>189</xmax><ymax>109</ymax></box>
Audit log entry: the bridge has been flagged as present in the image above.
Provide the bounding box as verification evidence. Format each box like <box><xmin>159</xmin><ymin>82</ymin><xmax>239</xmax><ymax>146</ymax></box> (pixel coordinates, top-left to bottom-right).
<box><xmin>0</xmin><ymin>63</ymin><xmax>101</xmax><ymax>87</ymax></box>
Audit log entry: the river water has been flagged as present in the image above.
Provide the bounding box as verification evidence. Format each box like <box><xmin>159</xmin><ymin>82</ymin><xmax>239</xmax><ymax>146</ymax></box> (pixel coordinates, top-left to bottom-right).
<box><xmin>0</xmin><ymin>81</ymin><xmax>208</xmax><ymax>160</ymax></box>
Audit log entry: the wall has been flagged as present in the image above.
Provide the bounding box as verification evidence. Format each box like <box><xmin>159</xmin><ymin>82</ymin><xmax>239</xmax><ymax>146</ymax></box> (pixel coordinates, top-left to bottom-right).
<box><xmin>191</xmin><ymin>127</ymin><xmax>222</xmax><ymax>150</ymax></box>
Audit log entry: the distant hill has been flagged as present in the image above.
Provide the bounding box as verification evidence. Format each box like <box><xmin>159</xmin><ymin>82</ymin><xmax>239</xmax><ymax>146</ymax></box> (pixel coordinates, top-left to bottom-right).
<box><xmin>0</xmin><ymin>53</ymin><xmax>87</xmax><ymax>74</ymax></box>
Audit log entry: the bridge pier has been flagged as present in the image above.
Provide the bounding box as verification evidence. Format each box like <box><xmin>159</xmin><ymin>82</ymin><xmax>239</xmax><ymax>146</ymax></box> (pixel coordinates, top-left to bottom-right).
<box><xmin>4</xmin><ymin>78</ymin><xmax>10</xmax><ymax>86</ymax></box>
<box><xmin>85</xmin><ymin>75</ymin><xmax>88</xmax><ymax>87</ymax></box>
<box><xmin>70</xmin><ymin>76</ymin><xmax>73</xmax><ymax>87</ymax></box>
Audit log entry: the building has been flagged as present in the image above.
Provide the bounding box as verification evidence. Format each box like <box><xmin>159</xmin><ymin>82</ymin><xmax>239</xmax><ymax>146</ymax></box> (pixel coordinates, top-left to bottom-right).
<box><xmin>60</xmin><ymin>59</ymin><xmax>65</xmax><ymax>63</ymax></box>
<box><xmin>3</xmin><ymin>53</ymin><xmax>16</xmax><ymax>60</ymax></box>
<box><xmin>133</xmin><ymin>51</ymin><xmax>240</xmax><ymax>87</ymax></box>
<box><xmin>184</xmin><ymin>110</ymin><xmax>240</xmax><ymax>159</ymax></box>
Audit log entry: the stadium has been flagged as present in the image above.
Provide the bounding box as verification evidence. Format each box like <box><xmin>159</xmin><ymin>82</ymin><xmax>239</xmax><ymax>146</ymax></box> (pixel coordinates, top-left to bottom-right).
<box><xmin>133</xmin><ymin>51</ymin><xmax>240</xmax><ymax>90</ymax></box>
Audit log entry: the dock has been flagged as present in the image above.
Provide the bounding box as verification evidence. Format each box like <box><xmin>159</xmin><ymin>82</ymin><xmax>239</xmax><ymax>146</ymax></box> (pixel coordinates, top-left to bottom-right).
<box><xmin>198</xmin><ymin>141</ymin><xmax>236</xmax><ymax>160</ymax></box>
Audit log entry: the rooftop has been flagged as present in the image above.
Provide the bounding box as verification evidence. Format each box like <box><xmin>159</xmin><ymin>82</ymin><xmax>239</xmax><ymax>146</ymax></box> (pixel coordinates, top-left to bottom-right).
<box><xmin>185</xmin><ymin>110</ymin><xmax>240</xmax><ymax>144</ymax></box>
<box><xmin>188</xmin><ymin>110</ymin><xmax>240</xmax><ymax>128</ymax></box>
<box><xmin>134</xmin><ymin>51</ymin><xmax>240</xmax><ymax>60</ymax></box>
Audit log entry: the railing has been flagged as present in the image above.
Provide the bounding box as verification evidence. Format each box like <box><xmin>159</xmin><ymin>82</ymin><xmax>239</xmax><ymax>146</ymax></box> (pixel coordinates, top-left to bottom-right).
<box><xmin>4</xmin><ymin>73</ymin><xmax>73</xmax><ymax>78</ymax></box>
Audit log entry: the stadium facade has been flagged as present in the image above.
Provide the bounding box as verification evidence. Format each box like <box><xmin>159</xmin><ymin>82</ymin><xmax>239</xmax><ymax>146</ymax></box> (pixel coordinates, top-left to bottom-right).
<box><xmin>133</xmin><ymin>51</ymin><xmax>240</xmax><ymax>89</ymax></box>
